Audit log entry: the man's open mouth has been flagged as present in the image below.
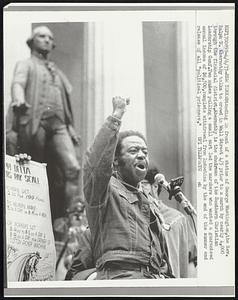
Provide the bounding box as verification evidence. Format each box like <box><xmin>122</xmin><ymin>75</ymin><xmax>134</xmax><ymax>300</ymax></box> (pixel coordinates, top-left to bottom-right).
<box><xmin>135</xmin><ymin>163</ymin><xmax>146</xmax><ymax>171</ymax></box>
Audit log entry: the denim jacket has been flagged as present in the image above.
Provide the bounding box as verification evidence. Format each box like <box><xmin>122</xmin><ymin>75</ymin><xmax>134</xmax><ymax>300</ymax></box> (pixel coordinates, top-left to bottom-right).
<box><xmin>83</xmin><ymin>116</ymin><xmax>173</xmax><ymax>277</ymax></box>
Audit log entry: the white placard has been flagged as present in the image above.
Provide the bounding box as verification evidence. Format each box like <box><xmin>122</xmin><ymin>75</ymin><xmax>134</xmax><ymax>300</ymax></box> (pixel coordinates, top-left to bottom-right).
<box><xmin>5</xmin><ymin>155</ymin><xmax>56</xmax><ymax>282</ymax></box>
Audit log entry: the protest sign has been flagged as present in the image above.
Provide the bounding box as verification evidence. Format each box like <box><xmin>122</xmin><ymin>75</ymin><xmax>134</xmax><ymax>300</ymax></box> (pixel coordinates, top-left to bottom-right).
<box><xmin>5</xmin><ymin>155</ymin><xmax>56</xmax><ymax>281</ymax></box>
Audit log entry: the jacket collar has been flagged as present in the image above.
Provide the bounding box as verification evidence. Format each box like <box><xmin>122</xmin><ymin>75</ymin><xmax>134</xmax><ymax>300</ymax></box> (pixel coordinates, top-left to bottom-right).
<box><xmin>111</xmin><ymin>174</ymin><xmax>140</xmax><ymax>194</ymax></box>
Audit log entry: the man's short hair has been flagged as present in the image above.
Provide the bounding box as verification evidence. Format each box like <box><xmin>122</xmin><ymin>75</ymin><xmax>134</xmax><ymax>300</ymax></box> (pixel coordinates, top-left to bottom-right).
<box><xmin>26</xmin><ymin>26</ymin><xmax>56</xmax><ymax>49</ymax></box>
<box><xmin>115</xmin><ymin>130</ymin><xmax>147</xmax><ymax>157</ymax></box>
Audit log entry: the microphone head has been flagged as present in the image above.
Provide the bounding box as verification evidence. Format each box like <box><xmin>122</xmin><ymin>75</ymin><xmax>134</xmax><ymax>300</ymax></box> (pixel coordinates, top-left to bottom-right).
<box><xmin>154</xmin><ymin>173</ymin><xmax>165</xmax><ymax>185</ymax></box>
<box><xmin>154</xmin><ymin>173</ymin><xmax>170</xmax><ymax>192</ymax></box>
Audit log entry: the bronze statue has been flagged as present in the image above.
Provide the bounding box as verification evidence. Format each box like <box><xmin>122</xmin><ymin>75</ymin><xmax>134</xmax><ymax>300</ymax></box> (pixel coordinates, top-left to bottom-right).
<box><xmin>6</xmin><ymin>26</ymin><xmax>83</xmax><ymax>219</ymax></box>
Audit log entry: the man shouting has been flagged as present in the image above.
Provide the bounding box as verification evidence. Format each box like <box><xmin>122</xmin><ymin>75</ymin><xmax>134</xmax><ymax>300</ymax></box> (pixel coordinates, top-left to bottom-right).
<box><xmin>83</xmin><ymin>96</ymin><xmax>174</xmax><ymax>280</ymax></box>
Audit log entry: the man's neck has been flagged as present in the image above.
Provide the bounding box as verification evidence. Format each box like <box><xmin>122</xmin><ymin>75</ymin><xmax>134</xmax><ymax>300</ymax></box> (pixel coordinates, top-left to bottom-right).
<box><xmin>31</xmin><ymin>50</ymin><xmax>49</xmax><ymax>61</ymax></box>
<box><xmin>113</xmin><ymin>171</ymin><xmax>140</xmax><ymax>192</ymax></box>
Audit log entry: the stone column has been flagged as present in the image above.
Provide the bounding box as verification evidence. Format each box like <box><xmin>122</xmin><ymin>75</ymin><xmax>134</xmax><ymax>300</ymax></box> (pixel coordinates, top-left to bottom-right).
<box><xmin>82</xmin><ymin>21</ymin><xmax>146</xmax><ymax>149</ymax></box>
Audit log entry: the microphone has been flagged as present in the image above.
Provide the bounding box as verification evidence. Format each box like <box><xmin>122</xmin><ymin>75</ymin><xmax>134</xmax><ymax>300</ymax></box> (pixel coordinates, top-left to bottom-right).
<box><xmin>154</xmin><ymin>173</ymin><xmax>171</xmax><ymax>192</ymax></box>
<box><xmin>154</xmin><ymin>173</ymin><xmax>197</xmax><ymax>216</ymax></box>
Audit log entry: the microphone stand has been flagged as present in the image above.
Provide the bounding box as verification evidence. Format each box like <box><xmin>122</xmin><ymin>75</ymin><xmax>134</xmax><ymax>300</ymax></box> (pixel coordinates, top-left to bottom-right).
<box><xmin>167</xmin><ymin>176</ymin><xmax>197</xmax><ymax>216</ymax></box>
<box><xmin>167</xmin><ymin>176</ymin><xmax>197</xmax><ymax>235</ymax></box>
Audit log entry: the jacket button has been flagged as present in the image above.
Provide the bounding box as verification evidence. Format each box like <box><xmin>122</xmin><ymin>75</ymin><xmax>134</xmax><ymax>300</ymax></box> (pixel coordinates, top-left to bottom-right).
<box><xmin>143</xmin><ymin>204</ymin><xmax>149</xmax><ymax>211</ymax></box>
